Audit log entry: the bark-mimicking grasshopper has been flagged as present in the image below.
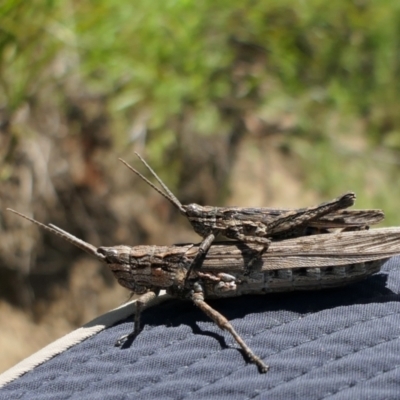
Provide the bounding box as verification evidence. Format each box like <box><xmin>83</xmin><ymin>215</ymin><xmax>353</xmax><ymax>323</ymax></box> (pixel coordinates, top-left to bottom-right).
<box><xmin>119</xmin><ymin>154</ymin><xmax>384</xmax><ymax>279</ymax></box>
<box><xmin>7</xmin><ymin>208</ymin><xmax>397</xmax><ymax>373</ymax></box>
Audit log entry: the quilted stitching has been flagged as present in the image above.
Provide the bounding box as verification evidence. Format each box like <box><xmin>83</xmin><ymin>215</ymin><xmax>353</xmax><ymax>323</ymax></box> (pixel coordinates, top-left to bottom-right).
<box><xmin>1</xmin><ymin>257</ymin><xmax>400</xmax><ymax>400</ymax></box>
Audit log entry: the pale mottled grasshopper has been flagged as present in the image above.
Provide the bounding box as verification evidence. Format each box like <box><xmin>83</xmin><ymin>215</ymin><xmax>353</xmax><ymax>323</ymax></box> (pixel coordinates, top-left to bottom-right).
<box><xmin>7</xmin><ymin>208</ymin><xmax>397</xmax><ymax>373</ymax></box>
<box><xmin>120</xmin><ymin>154</ymin><xmax>384</xmax><ymax>278</ymax></box>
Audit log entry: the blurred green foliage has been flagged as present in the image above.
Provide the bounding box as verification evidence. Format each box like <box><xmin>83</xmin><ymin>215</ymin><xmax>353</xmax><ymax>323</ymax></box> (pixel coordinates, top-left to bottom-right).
<box><xmin>2</xmin><ymin>0</ymin><xmax>400</xmax><ymax>135</ymax></box>
<box><xmin>1</xmin><ymin>0</ymin><xmax>400</xmax><ymax>216</ymax></box>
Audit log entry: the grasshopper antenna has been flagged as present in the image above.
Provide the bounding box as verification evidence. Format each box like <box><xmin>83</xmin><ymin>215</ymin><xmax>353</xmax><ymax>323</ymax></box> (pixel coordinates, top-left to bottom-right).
<box><xmin>7</xmin><ymin>209</ymin><xmax>105</xmax><ymax>260</ymax></box>
<box><xmin>119</xmin><ymin>154</ymin><xmax>186</xmax><ymax>214</ymax></box>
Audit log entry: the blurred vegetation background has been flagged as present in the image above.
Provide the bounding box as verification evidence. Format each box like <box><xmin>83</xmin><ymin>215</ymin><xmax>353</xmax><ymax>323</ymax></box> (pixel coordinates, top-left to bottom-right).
<box><xmin>1</xmin><ymin>0</ymin><xmax>400</xmax><ymax>372</ymax></box>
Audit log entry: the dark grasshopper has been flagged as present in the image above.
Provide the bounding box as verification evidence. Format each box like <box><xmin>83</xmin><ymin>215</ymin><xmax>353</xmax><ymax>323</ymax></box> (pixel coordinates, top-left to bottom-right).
<box><xmin>7</xmin><ymin>208</ymin><xmax>399</xmax><ymax>373</ymax></box>
<box><xmin>120</xmin><ymin>154</ymin><xmax>384</xmax><ymax>278</ymax></box>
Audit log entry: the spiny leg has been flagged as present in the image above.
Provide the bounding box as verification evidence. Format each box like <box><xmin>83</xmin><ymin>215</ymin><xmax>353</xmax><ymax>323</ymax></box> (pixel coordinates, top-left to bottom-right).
<box><xmin>190</xmin><ymin>282</ymin><xmax>269</xmax><ymax>373</ymax></box>
<box><xmin>115</xmin><ymin>290</ymin><xmax>158</xmax><ymax>346</ymax></box>
<box><xmin>267</xmin><ymin>192</ymin><xmax>356</xmax><ymax>236</ymax></box>
<box><xmin>184</xmin><ymin>233</ymin><xmax>215</xmax><ymax>285</ymax></box>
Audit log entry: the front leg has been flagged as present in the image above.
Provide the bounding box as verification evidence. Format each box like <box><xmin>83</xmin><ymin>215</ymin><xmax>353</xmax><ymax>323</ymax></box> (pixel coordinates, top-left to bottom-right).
<box><xmin>184</xmin><ymin>233</ymin><xmax>215</xmax><ymax>285</ymax></box>
<box><xmin>115</xmin><ymin>290</ymin><xmax>159</xmax><ymax>346</ymax></box>
<box><xmin>190</xmin><ymin>282</ymin><xmax>269</xmax><ymax>373</ymax></box>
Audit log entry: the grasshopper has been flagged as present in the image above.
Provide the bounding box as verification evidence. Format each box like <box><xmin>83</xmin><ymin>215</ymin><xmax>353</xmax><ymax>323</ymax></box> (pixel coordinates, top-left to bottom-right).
<box><xmin>7</xmin><ymin>208</ymin><xmax>398</xmax><ymax>373</ymax></box>
<box><xmin>120</xmin><ymin>154</ymin><xmax>384</xmax><ymax>279</ymax></box>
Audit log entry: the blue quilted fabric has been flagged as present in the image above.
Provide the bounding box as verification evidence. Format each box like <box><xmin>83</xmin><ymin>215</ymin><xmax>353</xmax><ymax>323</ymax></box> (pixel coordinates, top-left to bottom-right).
<box><xmin>1</xmin><ymin>256</ymin><xmax>400</xmax><ymax>400</ymax></box>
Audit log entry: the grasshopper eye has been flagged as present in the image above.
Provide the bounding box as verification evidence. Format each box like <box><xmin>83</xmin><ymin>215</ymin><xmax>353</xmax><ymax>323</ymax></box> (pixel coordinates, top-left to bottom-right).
<box><xmin>185</xmin><ymin>203</ymin><xmax>203</xmax><ymax>215</ymax></box>
<box><xmin>97</xmin><ymin>247</ymin><xmax>118</xmax><ymax>258</ymax></box>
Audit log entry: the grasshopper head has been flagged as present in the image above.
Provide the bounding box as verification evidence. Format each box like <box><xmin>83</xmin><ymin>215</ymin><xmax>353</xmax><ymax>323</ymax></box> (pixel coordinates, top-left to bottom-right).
<box><xmin>97</xmin><ymin>245</ymin><xmax>150</xmax><ymax>293</ymax></box>
<box><xmin>97</xmin><ymin>245</ymin><xmax>130</xmax><ymax>264</ymax></box>
<box><xmin>98</xmin><ymin>244</ymin><xmax>187</xmax><ymax>292</ymax></box>
<box><xmin>183</xmin><ymin>204</ymin><xmax>217</xmax><ymax>237</ymax></box>
<box><xmin>182</xmin><ymin>203</ymin><xmax>204</xmax><ymax>217</ymax></box>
